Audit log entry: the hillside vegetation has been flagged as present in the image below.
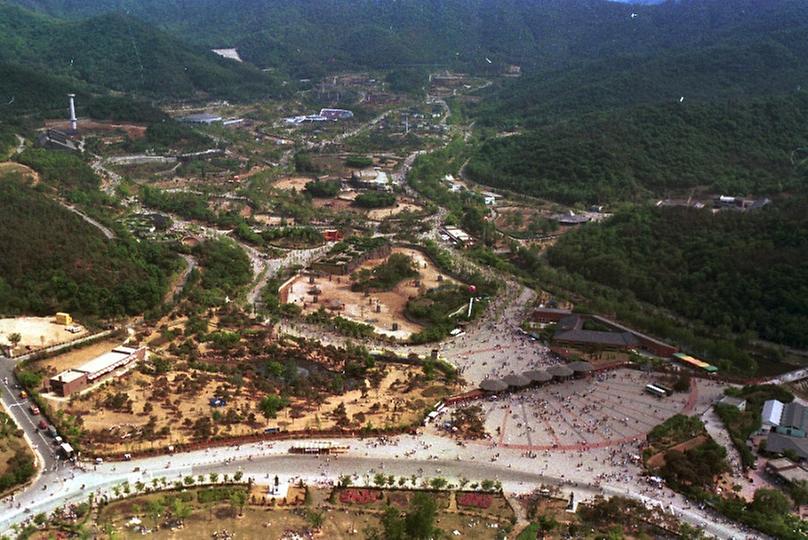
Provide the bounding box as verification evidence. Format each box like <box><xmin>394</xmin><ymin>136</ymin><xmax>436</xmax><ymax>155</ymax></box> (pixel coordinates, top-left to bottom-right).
<box><xmin>471</xmin><ymin>25</ymin><xmax>808</xmax><ymax>128</ymax></box>
<box><xmin>466</xmin><ymin>93</ymin><xmax>808</xmax><ymax>204</ymax></box>
<box><xmin>0</xmin><ymin>175</ymin><xmax>178</xmax><ymax>319</ymax></box>
<box><xmin>10</xmin><ymin>0</ymin><xmax>808</xmax><ymax>77</ymax></box>
<box><xmin>0</xmin><ymin>3</ymin><xmax>285</xmax><ymax>101</ymax></box>
<box><xmin>547</xmin><ymin>197</ymin><xmax>808</xmax><ymax>349</ymax></box>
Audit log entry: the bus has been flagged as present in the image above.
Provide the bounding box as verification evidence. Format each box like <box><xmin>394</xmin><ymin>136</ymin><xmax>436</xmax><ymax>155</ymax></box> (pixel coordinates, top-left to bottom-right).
<box><xmin>645</xmin><ymin>384</ymin><xmax>667</xmax><ymax>398</ymax></box>
<box><xmin>654</xmin><ymin>384</ymin><xmax>674</xmax><ymax>396</ymax></box>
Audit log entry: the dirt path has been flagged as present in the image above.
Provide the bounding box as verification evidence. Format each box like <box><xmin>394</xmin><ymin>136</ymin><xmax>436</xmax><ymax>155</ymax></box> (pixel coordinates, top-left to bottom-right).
<box><xmin>246</xmin><ymin>243</ymin><xmax>333</xmax><ymax>307</ymax></box>
<box><xmin>165</xmin><ymin>254</ymin><xmax>196</xmax><ymax>303</ymax></box>
<box><xmin>60</xmin><ymin>201</ymin><xmax>116</xmax><ymax>240</ymax></box>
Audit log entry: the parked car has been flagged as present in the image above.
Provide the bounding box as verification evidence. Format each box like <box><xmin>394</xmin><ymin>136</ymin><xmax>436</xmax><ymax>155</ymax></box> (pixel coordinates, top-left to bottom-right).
<box><xmin>29</xmin><ymin>404</ymin><xmax>40</xmax><ymax>416</ymax></box>
<box><xmin>37</xmin><ymin>420</ymin><xmax>48</xmax><ymax>430</ymax></box>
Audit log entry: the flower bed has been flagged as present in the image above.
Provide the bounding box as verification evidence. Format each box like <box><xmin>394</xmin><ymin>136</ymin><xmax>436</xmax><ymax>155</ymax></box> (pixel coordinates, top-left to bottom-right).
<box><xmin>339</xmin><ymin>488</ymin><xmax>381</xmax><ymax>505</ymax></box>
<box><xmin>457</xmin><ymin>492</ymin><xmax>492</xmax><ymax>509</ymax></box>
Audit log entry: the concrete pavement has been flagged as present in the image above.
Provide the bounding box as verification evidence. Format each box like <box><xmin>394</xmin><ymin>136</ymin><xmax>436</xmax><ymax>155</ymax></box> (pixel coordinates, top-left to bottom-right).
<box><xmin>0</xmin><ymin>432</ymin><xmax>762</xmax><ymax>538</ymax></box>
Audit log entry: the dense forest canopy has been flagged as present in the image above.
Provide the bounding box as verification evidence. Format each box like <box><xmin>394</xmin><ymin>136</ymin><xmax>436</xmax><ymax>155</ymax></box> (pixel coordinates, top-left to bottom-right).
<box><xmin>0</xmin><ymin>175</ymin><xmax>178</xmax><ymax>318</ymax></box>
<box><xmin>465</xmin><ymin>93</ymin><xmax>808</xmax><ymax>204</ymax></box>
<box><xmin>0</xmin><ymin>2</ymin><xmax>286</xmax><ymax>101</ymax></box>
<box><xmin>7</xmin><ymin>0</ymin><xmax>808</xmax><ymax>77</ymax></box>
<box><xmin>547</xmin><ymin>198</ymin><xmax>808</xmax><ymax>349</ymax></box>
<box><xmin>473</xmin><ymin>33</ymin><xmax>808</xmax><ymax>129</ymax></box>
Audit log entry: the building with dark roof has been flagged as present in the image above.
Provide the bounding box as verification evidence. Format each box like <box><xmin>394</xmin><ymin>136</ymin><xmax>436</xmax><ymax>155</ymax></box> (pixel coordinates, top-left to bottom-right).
<box><xmin>36</xmin><ymin>129</ymin><xmax>79</xmax><ymax>153</ymax></box>
<box><xmin>539</xmin><ymin>311</ymin><xmax>677</xmax><ymax>357</ymax></box>
<box><xmin>766</xmin><ymin>432</ymin><xmax>808</xmax><ymax>460</ymax></box>
<box><xmin>554</xmin><ymin>315</ymin><xmax>639</xmax><ymax>350</ymax></box>
<box><xmin>532</xmin><ymin>307</ymin><xmax>573</xmax><ymax>324</ymax></box>
<box><xmin>765</xmin><ymin>457</ymin><xmax>808</xmax><ymax>484</ymax></box>
<box><xmin>180</xmin><ymin>113</ymin><xmax>223</xmax><ymax>124</ymax></box>
<box><xmin>552</xmin><ymin>211</ymin><xmax>591</xmax><ymax>226</ymax></box>
<box><xmin>762</xmin><ymin>400</ymin><xmax>808</xmax><ymax>438</ymax></box>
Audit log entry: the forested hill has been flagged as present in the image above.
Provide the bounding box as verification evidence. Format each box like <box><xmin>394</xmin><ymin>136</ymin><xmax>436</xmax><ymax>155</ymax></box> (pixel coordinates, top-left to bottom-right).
<box><xmin>0</xmin><ymin>174</ymin><xmax>178</xmax><ymax>319</ymax></box>
<box><xmin>471</xmin><ymin>24</ymin><xmax>808</xmax><ymax>128</ymax></box>
<box><xmin>546</xmin><ymin>196</ymin><xmax>808</xmax><ymax>350</ymax></box>
<box><xmin>465</xmin><ymin>93</ymin><xmax>808</xmax><ymax>205</ymax></box>
<box><xmin>0</xmin><ymin>3</ymin><xmax>285</xmax><ymax>101</ymax></box>
<box><xmin>7</xmin><ymin>0</ymin><xmax>808</xmax><ymax>76</ymax></box>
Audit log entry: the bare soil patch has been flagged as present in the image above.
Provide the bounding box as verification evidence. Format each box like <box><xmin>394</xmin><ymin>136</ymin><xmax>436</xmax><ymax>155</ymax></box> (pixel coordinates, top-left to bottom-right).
<box><xmin>272</xmin><ymin>176</ymin><xmax>315</xmax><ymax>192</ymax></box>
<box><xmin>366</xmin><ymin>201</ymin><xmax>424</xmax><ymax>221</ymax></box>
<box><xmin>44</xmin><ymin>119</ymin><xmax>147</xmax><ymax>139</ymax></box>
<box><xmin>286</xmin><ymin>247</ymin><xmax>458</xmax><ymax>339</ymax></box>
<box><xmin>0</xmin><ymin>162</ymin><xmax>40</xmax><ymax>184</ymax></box>
<box><xmin>0</xmin><ymin>316</ymin><xmax>88</xmax><ymax>354</ymax></box>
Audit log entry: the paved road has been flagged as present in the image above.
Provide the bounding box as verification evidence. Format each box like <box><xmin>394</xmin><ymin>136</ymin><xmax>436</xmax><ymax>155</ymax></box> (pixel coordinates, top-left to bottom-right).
<box><xmin>0</xmin><ymin>356</ymin><xmax>59</xmax><ymax>475</ymax></box>
<box><xmin>0</xmin><ymin>433</ymin><xmax>761</xmax><ymax>538</ymax></box>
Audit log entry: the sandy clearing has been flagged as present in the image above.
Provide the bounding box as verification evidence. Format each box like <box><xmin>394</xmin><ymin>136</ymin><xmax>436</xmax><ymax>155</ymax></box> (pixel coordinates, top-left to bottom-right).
<box><xmin>0</xmin><ymin>162</ymin><xmax>40</xmax><ymax>184</ymax></box>
<box><xmin>0</xmin><ymin>316</ymin><xmax>87</xmax><ymax>352</ymax></box>
<box><xmin>32</xmin><ymin>339</ymin><xmax>122</xmax><ymax>377</ymax></box>
<box><xmin>367</xmin><ymin>201</ymin><xmax>424</xmax><ymax>221</ymax></box>
<box><xmin>285</xmin><ymin>247</ymin><xmax>458</xmax><ymax>339</ymax></box>
<box><xmin>272</xmin><ymin>176</ymin><xmax>315</xmax><ymax>192</ymax></box>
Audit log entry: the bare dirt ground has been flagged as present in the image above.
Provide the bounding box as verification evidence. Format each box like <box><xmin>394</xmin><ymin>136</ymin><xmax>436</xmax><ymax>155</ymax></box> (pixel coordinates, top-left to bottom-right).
<box><xmin>209</xmin><ymin>199</ymin><xmax>253</xmax><ymax>218</ymax></box>
<box><xmin>494</xmin><ymin>205</ymin><xmax>554</xmax><ymax>234</ymax></box>
<box><xmin>55</xmin><ymin>362</ymin><xmax>447</xmax><ymax>455</ymax></box>
<box><xmin>0</xmin><ymin>162</ymin><xmax>40</xmax><ymax>184</ymax></box>
<box><xmin>312</xmin><ymin>197</ymin><xmax>354</xmax><ymax>211</ymax></box>
<box><xmin>44</xmin><ymin>119</ymin><xmax>147</xmax><ymax>139</ymax></box>
<box><xmin>31</xmin><ymin>339</ymin><xmax>121</xmax><ymax>378</ymax></box>
<box><xmin>0</xmin><ymin>316</ymin><xmax>88</xmax><ymax>353</ymax></box>
<box><xmin>366</xmin><ymin>200</ymin><xmax>424</xmax><ymax>221</ymax></box>
<box><xmin>272</xmin><ymin>176</ymin><xmax>315</xmax><ymax>192</ymax></box>
<box><xmin>253</xmin><ymin>214</ymin><xmax>296</xmax><ymax>226</ymax></box>
<box><xmin>285</xmin><ymin>247</ymin><xmax>459</xmax><ymax>339</ymax></box>
<box><xmin>95</xmin><ymin>487</ymin><xmax>509</xmax><ymax>540</ymax></box>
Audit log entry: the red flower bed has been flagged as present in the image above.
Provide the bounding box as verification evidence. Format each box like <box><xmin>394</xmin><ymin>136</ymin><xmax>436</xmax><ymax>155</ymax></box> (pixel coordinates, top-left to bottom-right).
<box><xmin>457</xmin><ymin>492</ymin><xmax>493</xmax><ymax>509</ymax></box>
<box><xmin>339</xmin><ymin>489</ymin><xmax>380</xmax><ymax>505</ymax></box>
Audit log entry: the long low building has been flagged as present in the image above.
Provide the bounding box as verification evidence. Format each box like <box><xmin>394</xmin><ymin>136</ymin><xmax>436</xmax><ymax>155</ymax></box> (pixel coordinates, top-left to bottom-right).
<box><xmin>50</xmin><ymin>345</ymin><xmax>147</xmax><ymax>397</ymax></box>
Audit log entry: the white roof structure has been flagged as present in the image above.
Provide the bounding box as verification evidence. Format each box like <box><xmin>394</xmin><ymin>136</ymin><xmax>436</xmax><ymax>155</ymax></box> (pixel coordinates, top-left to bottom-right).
<box><xmin>78</xmin><ymin>351</ymin><xmax>130</xmax><ymax>376</ymax></box>
<box><xmin>763</xmin><ymin>399</ymin><xmax>785</xmax><ymax>426</ymax></box>
<box><xmin>68</xmin><ymin>345</ymin><xmax>144</xmax><ymax>381</ymax></box>
<box><xmin>55</xmin><ymin>370</ymin><xmax>85</xmax><ymax>383</ymax></box>
<box><xmin>443</xmin><ymin>226</ymin><xmax>472</xmax><ymax>243</ymax></box>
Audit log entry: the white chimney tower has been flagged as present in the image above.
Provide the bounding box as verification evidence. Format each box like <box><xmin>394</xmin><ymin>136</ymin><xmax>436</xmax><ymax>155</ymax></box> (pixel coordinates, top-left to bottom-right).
<box><xmin>67</xmin><ymin>94</ymin><xmax>77</xmax><ymax>133</ymax></box>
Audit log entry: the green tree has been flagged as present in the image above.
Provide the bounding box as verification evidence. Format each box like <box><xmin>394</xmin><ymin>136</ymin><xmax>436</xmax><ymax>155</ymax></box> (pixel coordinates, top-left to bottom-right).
<box><xmin>751</xmin><ymin>488</ymin><xmax>792</xmax><ymax>515</ymax></box>
<box><xmin>229</xmin><ymin>489</ymin><xmax>247</xmax><ymax>517</ymax></box>
<box><xmin>7</xmin><ymin>333</ymin><xmax>21</xmax><ymax>350</ymax></box>
<box><xmin>145</xmin><ymin>499</ymin><xmax>164</xmax><ymax>530</ymax></box>
<box><xmin>171</xmin><ymin>498</ymin><xmax>192</xmax><ymax>522</ymax></box>
<box><xmin>259</xmin><ymin>394</ymin><xmax>288</xmax><ymax>420</ymax></box>
<box><xmin>305</xmin><ymin>509</ymin><xmax>324</xmax><ymax>530</ymax></box>
<box><xmin>404</xmin><ymin>492</ymin><xmax>440</xmax><ymax>539</ymax></box>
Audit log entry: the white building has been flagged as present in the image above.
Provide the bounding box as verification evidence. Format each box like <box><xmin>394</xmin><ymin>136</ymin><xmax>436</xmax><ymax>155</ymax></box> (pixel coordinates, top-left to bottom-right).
<box><xmin>763</xmin><ymin>399</ymin><xmax>785</xmax><ymax>427</ymax></box>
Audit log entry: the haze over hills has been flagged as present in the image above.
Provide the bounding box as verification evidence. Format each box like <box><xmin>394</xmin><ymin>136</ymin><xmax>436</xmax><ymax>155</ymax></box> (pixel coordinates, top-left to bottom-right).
<box><xmin>7</xmin><ymin>0</ymin><xmax>808</xmax><ymax>77</ymax></box>
<box><xmin>0</xmin><ymin>1</ymin><xmax>286</xmax><ymax>104</ymax></box>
